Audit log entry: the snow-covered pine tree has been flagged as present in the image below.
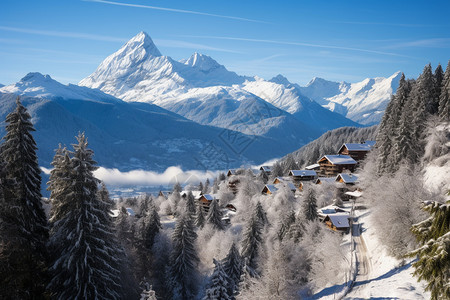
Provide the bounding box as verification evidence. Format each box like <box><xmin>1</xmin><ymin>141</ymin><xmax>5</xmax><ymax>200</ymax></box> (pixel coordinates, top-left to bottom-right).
<box><xmin>270</xmin><ymin>162</ymin><xmax>284</xmax><ymax>180</ymax></box>
<box><xmin>138</xmin><ymin>194</ymin><xmax>152</xmax><ymax>217</ymax></box>
<box><xmin>237</xmin><ymin>258</ymin><xmax>259</xmax><ymax>296</ymax></box>
<box><xmin>283</xmin><ymin>153</ymin><xmax>299</xmax><ymax>174</ymax></box>
<box><xmin>255</xmin><ymin>201</ymin><xmax>268</xmax><ymax>227</ymax></box>
<box><xmin>222</xmin><ymin>242</ymin><xmax>243</xmax><ymax>297</ymax></box>
<box><xmin>203</xmin><ymin>258</ymin><xmax>231</xmax><ymax>300</ymax></box>
<box><xmin>143</xmin><ymin>204</ymin><xmax>162</xmax><ymax>250</ymax></box>
<box><xmin>0</xmin><ymin>96</ymin><xmax>49</xmax><ymax>298</ymax></box>
<box><xmin>376</xmin><ymin>93</ymin><xmax>396</xmax><ymax>174</ymax></box>
<box><xmin>204</xmin><ymin>178</ymin><xmax>210</xmax><ymax>194</ymax></box>
<box><xmin>277</xmin><ymin>210</ymin><xmax>296</xmax><ymax>241</ymax></box>
<box><xmin>302</xmin><ymin>188</ymin><xmax>318</xmax><ymax>221</ymax></box>
<box><xmin>439</xmin><ymin>60</ymin><xmax>450</xmax><ymax>121</ymax></box>
<box><xmin>392</xmin><ymin>101</ymin><xmax>417</xmax><ymax>167</ymax></box>
<box><xmin>186</xmin><ymin>191</ymin><xmax>197</xmax><ymax>216</ymax></box>
<box><xmin>241</xmin><ymin>209</ymin><xmax>263</xmax><ymax>272</ymax></box>
<box><xmin>433</xmin><ymin>64</ymin><xmax>444</xmax><ymax>115</ymax></box>
<box><xmin>409</xmin><ymin>200</ymin><xmax>450</xmax><ymax>300</ymax></box>
<box><xmin>198</xmin><ymin>181</ymin><xmax>204</xmax><ymax>193</ymax></box>
<box><xmin>206</xmin><ymin>199</ymin><xmax>224</xmax><ymax>230</ymax></box>
<box><xmin>409</xmin><ymin>64</ymin><xmax>435</xmax><ymax>162</ymax></box>
<box><xmin>168</xmin><ymin>211</ymin><xmax>200</xmax><ymax>299</ymax></box>
<box><xmin>196</xmin><ymin>204</ymin><xmax>206</xmax><ymax>228</ymax></box>
<box><xmin>48</xmin><ymin>133</ymin><xmax>123</xmax><ymax>299</ymax></box>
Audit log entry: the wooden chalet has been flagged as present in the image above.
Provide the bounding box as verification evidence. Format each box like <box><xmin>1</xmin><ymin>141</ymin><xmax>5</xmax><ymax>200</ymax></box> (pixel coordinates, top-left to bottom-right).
<box><xmin>317</xmin><ymin>155</ymin><xmax>357</xmax><ymax>177</ymax></box>
<box><xmin>335</xmin><ymin>173</ymin><xmax>359</xmax><ymax>185</ymax></box>
<box><xmin>337</xmin><ymin>141</ymin><xmax>375</xmax><ymax>162</ymax></box>
<box><xmin>262</xmin><ymin>184</ymin><xmax>279</xmax><ymax>195</ymax></box>
<box><xmin>323</xmin><ymin>214</ymin><xmax>350</xmax><ymax>232</ymax></box>
<box><xmin>198</xmin><ymin>194</ymin><xmax>215</xmax><ymax>210</ymax></box>
<box><xmin>273</xmin><ymin>177</ymin><xmax>304</xmax><ymax>191</ymax></box>
<box><xmin>288</xmin><ymin>169</ymin><xmax>317</xmax><ymax>182</ymax></box>
<box><xmin>260</xmin><ymin>166</ymin><xmax>272</xmax><ymax>176</ymax></box>
<box><xmin>227</xmin><ymin>169</ymin><xmax>237</xmax><ymax>177</ymax></box>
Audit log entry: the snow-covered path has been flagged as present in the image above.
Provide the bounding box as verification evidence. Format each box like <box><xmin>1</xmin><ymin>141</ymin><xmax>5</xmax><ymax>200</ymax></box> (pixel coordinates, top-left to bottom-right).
<box><xmin>343</xmin><ymin>205</ymin><xmax>430</xmax><ymax>300</ymax></box>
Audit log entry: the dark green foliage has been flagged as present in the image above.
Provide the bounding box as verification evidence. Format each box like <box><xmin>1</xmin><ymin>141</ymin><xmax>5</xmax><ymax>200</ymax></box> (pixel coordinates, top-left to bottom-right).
<box><xmin>143</xmin><ymin>205</ymin><xmax>162</xmax><ymax>250</ymax></box>
<box><xmin>48</xmin><ymin>133</ymin><xmax>123</xmax><ymax>299</ymax></box>
<box><xmin>241</xmin><ymin>209</ymin><xmax>263</xmax><ymax>272</ymax></box>
<box><xmin>196</xmin><ymin>204</ymin><xmax>206</xmax><ymax>228</ymax></box>
<box><xmin>409</xmin><ymin>201</ymin><xmax>450</xmax><ymax>300</ymax></box>
<box><xmin>439</xmin><ymin>61</ymin><xmax>450</xmax><ymax>121</ymax></box>
<box><xmin>203</xmin><ymin>259</ymin><xmax>231</xmax><ymax>300</ymax></box>
<box><xmin>169</xmin><ymin>212</ymin><xmax>199</xmax><ymax>299</ymax></box>
<box><xmin>206</xmin><ymin>199</ymin><xmax>224</xmax><ymax>230</ymax></box>
<box><xmin>303</xmin><ymin>188</ymin><xmax>318</xmax><ymax>221</ymax></box>
<box><xmin>222</xmin><ymin>243</ymin><xmax>243</xmax><ymax>297</ymax></box>
<box><xmin>0</xmin><ymin>97</ymin><xmax>49</xmax><ymax>299</ymax></box>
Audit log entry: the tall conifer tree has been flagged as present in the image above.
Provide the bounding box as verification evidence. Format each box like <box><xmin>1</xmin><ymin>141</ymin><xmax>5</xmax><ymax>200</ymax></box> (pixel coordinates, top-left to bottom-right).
<box><xmin>0</xmin><ymin>97</ymin><xmax>48</xmax><ymax>298</ymax></box>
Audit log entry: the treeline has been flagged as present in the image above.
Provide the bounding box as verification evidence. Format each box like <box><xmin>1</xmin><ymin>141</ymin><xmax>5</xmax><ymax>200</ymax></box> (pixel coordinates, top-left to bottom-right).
<box><xmin>361</xmin><ymin>61</ymin><xmax>449</xmax><ymax>300</ymax></box>
<box><xmin>376</xmin><ymin>62</ymin><xmax>450</xmax><ymax>174</ymax></box>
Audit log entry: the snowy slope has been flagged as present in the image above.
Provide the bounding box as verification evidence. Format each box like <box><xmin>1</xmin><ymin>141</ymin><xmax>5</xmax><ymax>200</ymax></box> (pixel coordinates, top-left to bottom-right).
<box><xmin>243</xmin><ymin>76</ymin><xmax>360</xmax><ymax>132</ymax></box>
<box><xmin>299</xmin><ymin>72</ymin><xmax>401</xmax><ymax>125</ymax></box>
<box><xmin>0</xmin><ymin>73</ymin><xmax>283</xmax><ymax>171</ymax></box>
<box><xmin>79</xmin><ymin>32</ymin><xmax>357</xmax><ymax>139</ymax></box>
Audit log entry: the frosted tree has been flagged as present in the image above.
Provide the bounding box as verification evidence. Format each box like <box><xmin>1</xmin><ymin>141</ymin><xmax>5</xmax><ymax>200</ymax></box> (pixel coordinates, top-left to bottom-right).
<box><xmin>241</xmin><ymin>209</ymin><xmax>263</xmax><ymax>272</ymax></box>
<box><xmin>139</xmin><ymin>194</ymin><xmax>152</xmax><ymax>217</ymax></box>
<box><xmin>198</xmin><ymin>181</ymin><xmax>204</xmax><ymax>193</ymax></box>
<box><xmin>203</xmin><ymin>259</ymin><xmax>231</xmax><ymax>300</ymax></box>
<box><xmin>173</xmin><ymin>182</ymin><xmax>182</xmax><ymax>193</ymax></box>
<box><xmin>277</xmin><ymin>210</ymin><xmax>296</xmax><ymax>241</ymax></box>
<box><xmin>143</xmin><ymin>205</ymin><xmax>162</xmax><ymax>250</ymax></box>
<box><xmin>302</xmin><ymin>188</ymin><xmax>318</xmax><ymax>221</ymax></box>
<box><xmin>439</xmin><ymin>60</ymin><xmax>450</xmax><ymax>121</ymax></box>
<box><xmin>255</xmin><ymin>201</ymin><xmax>269</xmax><ymax>227</ymax></box>
<box><xmin>433</xmin><ymin>64</ymin><xmax>444</xmax><ymax>115</ymax></box>
<box><xmin>376</xmin><ymin>93</ymin><xmax>396</xmax><ymax>174</ymax></box>
<box><xmin>48</xmin><ymin>133</ymin><xmax>123</xmax><ymax>299</ymax></box>
<box><xmin>222</xmin><ymin>242</ymin><xmax>243</xmax><ymax>297</ymax></box>
<box><xmin>186</xmin><ymin>191</ymin><xmax>197</xmax><ymax>216</ymax></box>
<box><xmin>392</xmin><ymin>103</ymin><xmax>417</xmax><ymax>167</ymax></box>
<box><xmin>0</xmin><ymin>97</ymin><xmax>49</xmax><ymax>298</ymax></box>
<box><xmin>168</xmin><ymin>211</ymin><xmax>200</xmax><ymax>299</ymax></box>
<box><xmin>204</xmin><ymin>178</ymin><xmax>210</xmax><ymax>194</ymax></box>
<box><xmin>283</xmin><ymin>153</ymin><xmax>298</xmax><ymax>174</ymax></box>
<box><xmin>270</xmin><ymin>161</ymin><xmax>284</xmax><ymax>180</ymax></box>
<box><xmin>409</xmin><ymin>200</ymin><xmax>450</xmax><ymax>300</ymax></box>
<box><xmin>196</xmin><ymin>204</ymin><xmax>206</xmax><ymax>228</ymax></box>
<box><xmin>206</xmin><ymin>199</ymin><xmax>224</xmax><ymax>230</ymax></box>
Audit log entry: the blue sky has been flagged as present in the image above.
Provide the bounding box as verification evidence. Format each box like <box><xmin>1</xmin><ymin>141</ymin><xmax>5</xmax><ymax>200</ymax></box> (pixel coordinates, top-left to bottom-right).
<box><xmin>1</xmin><ymin>0</ymin><xmax>449</xmax><ymax>86</ymax></box>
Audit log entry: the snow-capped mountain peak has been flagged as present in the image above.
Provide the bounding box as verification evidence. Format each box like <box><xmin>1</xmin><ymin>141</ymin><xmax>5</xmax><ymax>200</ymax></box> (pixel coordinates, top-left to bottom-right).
<box><xmin>269</xmin><ymin>74</ymin><xmax>291</xmax><ymax>86</ymax></box>
<box><xmin>124</xmin><ymin>31</ymin><xmax>162</xmax><ymax>57</ymax></box>
<box><xmin>0</xmin><ymin>72</ymin><xmax>120</xmax><ymax>103</ymax></box>
<box><xmin>183</xmin><ymin>52</ymin><xmax>222</xmax><ymax>73</ymax></box>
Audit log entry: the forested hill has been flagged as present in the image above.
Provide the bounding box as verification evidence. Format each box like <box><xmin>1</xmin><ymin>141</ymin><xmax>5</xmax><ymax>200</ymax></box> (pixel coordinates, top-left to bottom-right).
<box><xmin>285</xmin><ymin>125</ymin><xmax>378</xmax><ymax>168</ymax></box>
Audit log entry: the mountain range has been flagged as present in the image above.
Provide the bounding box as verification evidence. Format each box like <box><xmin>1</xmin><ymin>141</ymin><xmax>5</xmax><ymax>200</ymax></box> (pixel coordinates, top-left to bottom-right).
<box><xmin>0</xmin><ymin>31</ymin><xmax>400</xmax><ymax>171</ymax></box>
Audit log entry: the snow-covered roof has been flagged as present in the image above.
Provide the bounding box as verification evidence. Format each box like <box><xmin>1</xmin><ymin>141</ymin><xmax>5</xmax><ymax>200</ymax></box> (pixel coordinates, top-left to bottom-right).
<box><xmin>260</xmin><ymin>166</ymin><xmax>272</xmax><ymax>172</ymax></box>
<box><xmin>289</xmin><ymin>170</ymin><xmax>317</xmax><ymax>177</ymax></box>
<box><xmin>201</xmin><ymin>194</ymin><xmax>214</xmax><ymax>201</ymax></box>
<box><xmin>364</xmin><ymin>141</ymin><xmax>376</xmax><ymax>148</ymax></box>
<box><xmin>315</xmin><ymin>177</ymin><xmax>336</xmax><ymax>184</ymax></box>
<box><xmin>336</xmin><ymin>173</ymin><xmax>359</xmax><ymax>184</ymax></box>
<box><xmin>326</xmin><ymin>214</ymin><xmax>350</xmax><ymax>228</ymax></box>
<box><xmin>273</xmin><ymin>176</ymin><xmax>293</xmax><ymax>184</ymax></box>
<box><xmin>286</xmin><ymin>182</ymin><xmax>297</xmax><ymax>191</ymax></box>
<box><xmin>305</xmin><ymin>163</ymin><xmax>320</xmax><ymax>170</ymax></box>
<box><xmin>180</xmin><ymin>190</ymin><xmax>203</xmax><ymax>199</ymax></box>
<box><xmin>318</xmin><ymin>204</ymin><xmax>350</xmax><ymax>216</ymax></box>
<box><xmin>345</xmin><ymin>190</ymin><xmax>363</xmax><ymax>198</ymax></box>
<box><xmin>339</xmin><ymin>143</ymin><xmax>373</xmax><ymax>152</ymax></box>
<box><xmin>319</xmin><ymin>155</ymin><xmax>357</xmax><ymax>165</ymax></box>
<box><xmin>264</xmin><ymin>184</ymin><xmax>279</xmax><ymax>193</ymax></box>
<box><xmin>227</xmin><ymin>169</ymin><xmax>237</xmax><ymax>175</ymax></box>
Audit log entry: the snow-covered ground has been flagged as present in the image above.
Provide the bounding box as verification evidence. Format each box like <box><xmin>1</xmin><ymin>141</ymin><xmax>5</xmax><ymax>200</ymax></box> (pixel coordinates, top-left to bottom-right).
<box><xmin>344</xmin><ymin>202</ymin><xmax>430</xmax><ymax>299</ymax></box>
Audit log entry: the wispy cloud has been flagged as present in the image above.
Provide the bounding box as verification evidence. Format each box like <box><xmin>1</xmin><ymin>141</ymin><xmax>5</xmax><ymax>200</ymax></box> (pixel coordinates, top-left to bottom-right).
<box><xmin>154</xmin><ymin>39</ymin><xmax>243</xmax><ymax>54</ymax></box>
<box><xmin>331</xmin><ymin>21</ymin><xmax>432</xmax><ymax>28</ymax></box>
<box><xmin>383</xmin><ymin>38</ymin><xmax>450</xmax><ymax>49</ymax></box>
<box><xmin>181</xmin><ymin>35</ymin><xmax>407</xmax><ymax>57</ymax></box>
<box><xmin>0</xmin><ymin>26</ymin><xmax>126</xmax><ymax>42</ymax></box>
<box><xmin>84</xmin><ymin>0</ymin><xmax>268</xmax><ymax>24</ymax></box>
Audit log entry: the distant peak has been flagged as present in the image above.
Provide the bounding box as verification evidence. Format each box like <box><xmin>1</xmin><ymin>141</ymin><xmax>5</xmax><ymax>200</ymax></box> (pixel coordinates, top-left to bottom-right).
<box><xmin>269</xmin><ymin>74</ymin><xmax>291</xmax><ymax>86</ymax></box>
<box><xmin>21</xmin><ymin>72</ymin><xmax>54</xmax><ymax>82</ymax></box>
<box><xmin>184</xmin><ymin>52</ymin><xmax>222</xmax><ymax>72</ymax></box>
<box><xmin>125</xmin><ymin>31</ymin><xmax>162</xmax><ymax>57</ymax></box>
